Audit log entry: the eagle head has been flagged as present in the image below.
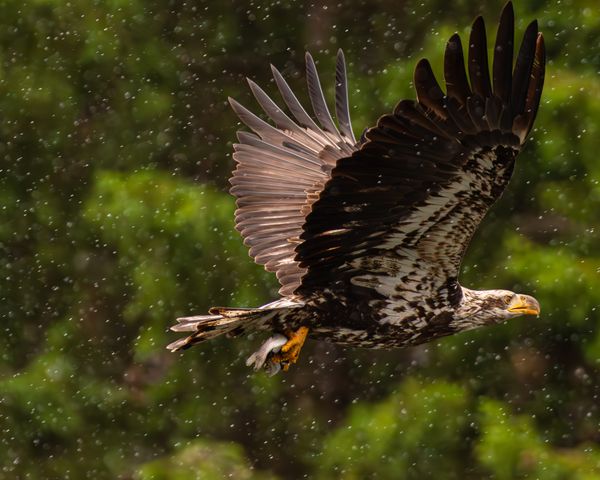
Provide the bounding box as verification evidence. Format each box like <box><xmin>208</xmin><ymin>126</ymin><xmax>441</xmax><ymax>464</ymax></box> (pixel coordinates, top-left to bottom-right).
<box><xmin>457</xmin><ymin>288</ymin><xmax>541</xmax><ymax>328</ymax></box>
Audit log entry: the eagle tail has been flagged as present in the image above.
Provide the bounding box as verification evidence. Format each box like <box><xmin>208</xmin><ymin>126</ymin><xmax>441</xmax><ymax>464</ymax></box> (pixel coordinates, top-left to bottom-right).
<box><xmin>167</xmin><ymin>304</ymin><xmax>296</xmax><ymax>352</ymax></box>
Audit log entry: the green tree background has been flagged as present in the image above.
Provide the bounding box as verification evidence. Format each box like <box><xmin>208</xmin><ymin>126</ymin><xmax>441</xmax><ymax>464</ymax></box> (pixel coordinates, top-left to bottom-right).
<box><xmin>1</xmin><ymin>0</ymin><xmax>599</xmax><ymax>478</ymax></box>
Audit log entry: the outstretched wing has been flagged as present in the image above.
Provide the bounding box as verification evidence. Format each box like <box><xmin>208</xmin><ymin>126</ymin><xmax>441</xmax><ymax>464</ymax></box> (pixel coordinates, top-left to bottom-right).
<box><xmin>229</xmin><ymin>51</ymin><xmax>358</xmax><ymax>296</ymax></box>
<box><xmin>295</xmin><ymin>2</ymin><xmax>545</xmax><ymax>314</ymax></box>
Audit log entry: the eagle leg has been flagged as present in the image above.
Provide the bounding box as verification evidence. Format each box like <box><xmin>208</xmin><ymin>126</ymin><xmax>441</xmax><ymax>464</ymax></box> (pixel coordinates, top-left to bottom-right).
<box><xmin>267</xmin><ymin>326</ymin><xmax>310</xmax><ymax>373</ymax></box>
<box><xmin>246</xmin><ymin>333</ymin><xmax>287</xmax><ymax>372</ymax></box>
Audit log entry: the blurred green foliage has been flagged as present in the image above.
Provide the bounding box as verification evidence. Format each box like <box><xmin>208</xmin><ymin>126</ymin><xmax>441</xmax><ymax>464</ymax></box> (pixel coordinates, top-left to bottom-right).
<box><xmin>136</xmin><ymin>440</ymin><xmax>277</xmax><ymax>480</ymax></box>
<box><xmin>316</xmin><ymin>380</ymin><xmax>471</xmax><ymax>479</ymax></box>
<box><xmin>0</xmin><ymin>0</ymin><xmax>599</xmax><ymax>478</ymax></box>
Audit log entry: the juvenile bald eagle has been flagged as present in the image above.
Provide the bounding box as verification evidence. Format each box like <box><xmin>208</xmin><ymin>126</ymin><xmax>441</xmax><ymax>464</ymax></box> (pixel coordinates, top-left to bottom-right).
<box><xmin>169</xmin><ymin>2</ymin><xmax>544</xmax><ymax>375</ymax></box>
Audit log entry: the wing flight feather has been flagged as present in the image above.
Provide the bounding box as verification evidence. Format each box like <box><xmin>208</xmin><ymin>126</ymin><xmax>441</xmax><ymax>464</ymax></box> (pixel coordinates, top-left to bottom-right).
<box><xmin>227</xmin><ymin>2</ymin><xmax>545</xmax><ymax>307</ymax></box>
<box><xmin>294</xmin><ymin>2</ymin><xmax>545</xmax><ymax>306</ymax></box>
<box><xmin>229</xmin><ymin>54</ymin><xmax>358</xmax><ymax>296</ymax></box>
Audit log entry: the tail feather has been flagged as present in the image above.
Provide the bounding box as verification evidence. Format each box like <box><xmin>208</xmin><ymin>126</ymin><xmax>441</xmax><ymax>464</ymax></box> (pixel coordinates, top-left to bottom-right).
<box><xmin>167</xmin><ymin>305</ymin><xmax>292</xmax><ymax>352</ymax></box>
<box><xmin>170</xmin><ymin>314</ymin><xmax>224</xmax><ymax>332</ymax></box>
<box><xmin>208</xmin><ymin>306</ymin><xmax>260</xmax><ymax>316</ymax></box>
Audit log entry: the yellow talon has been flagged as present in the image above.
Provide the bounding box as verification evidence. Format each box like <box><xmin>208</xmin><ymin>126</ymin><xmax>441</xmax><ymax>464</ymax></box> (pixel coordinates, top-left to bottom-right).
<box><xmin>269</xmin><ymin>326</ymin><xmax>309</xmax><ymax>371</ymax></box>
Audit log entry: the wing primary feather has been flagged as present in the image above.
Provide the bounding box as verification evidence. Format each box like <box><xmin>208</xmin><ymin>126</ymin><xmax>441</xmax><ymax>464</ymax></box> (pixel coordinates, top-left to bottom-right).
<box><xmin>444</xmin><ymin>33</ymin><xmax>471</xmax><ymax>103</ymax></box>
<box><xmin>305</xmin><ymin>52</ymin><xmax>343</xmax><ymax>139</ymax></box>
<box><xmin>246</xmin><ymin>78</ymin><xmax>329</xmax><ymax>152</ymax></box>
<box><xmin>335</xmin><ymin>49</ymin><xmax>356</xmax><ymax>143</ymax></box>
<box><xmin>236</xmin><ymin>130</ymin><xmax>260</xmax><ymax>143</ymax></box>
<box><xmin>493</xmin><ymin>1</ymin><xmax>514</xmax><ymax>103</ymax></box>
<box><xmin>270</xmin><ymin>64</ymin><xmax>322</xmax><ymax>133</ymax></box>
<box><xmin>414</xmin><ymin>58</ymin><xmax>446</xmax><ymax>119</ymax></box>
<box><xmin>246</xmin><ymin>78</ymin><xmax>304</xmax><ymax>134</ymax></box>
<box><xmin>229</xmin><ymin>54</ymin><xmax>362</xmax><ymax>296</ymax></box>
<box><xmin>511</xmin><ymin>19</ymin><xmax>538</xmax><ymax>116</ymax></box>
<box><xmin>229</xmin><ymin>97</ymin><xmax>317</xmax><ymax>152</ymax></box>
<box><xmin>234</xmin><ymin>135</ymin><xmax>324</xmax><ymax>169</ymax></box>
<box><xmin>468</xmin><ymin>16</ymin><xmax>492</xmax><ymax>98</ymax></box>
<box><xmin>229</xmin><ymin>96</ymin><xmax>278</xmax><ymax>137</ymax></box>
<box><xmin>521</xmin><ymin>33</ymin><xmax>546</xmax><ymax>141</ymax></box>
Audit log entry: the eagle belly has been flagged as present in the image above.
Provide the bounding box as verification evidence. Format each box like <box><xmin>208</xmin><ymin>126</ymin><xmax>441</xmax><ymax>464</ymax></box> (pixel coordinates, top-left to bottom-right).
<box><xmin>276</xmin><ymin>292</ymin><xmax>460</xmax><ymax>349</ymax></box>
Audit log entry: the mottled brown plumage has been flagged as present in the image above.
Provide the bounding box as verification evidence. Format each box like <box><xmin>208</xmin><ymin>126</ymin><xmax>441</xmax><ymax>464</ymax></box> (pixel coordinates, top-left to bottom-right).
<box><xmin>169</xmin><ymin>2</ymin><xmax>545</xmax><ymax>375</ymax></box>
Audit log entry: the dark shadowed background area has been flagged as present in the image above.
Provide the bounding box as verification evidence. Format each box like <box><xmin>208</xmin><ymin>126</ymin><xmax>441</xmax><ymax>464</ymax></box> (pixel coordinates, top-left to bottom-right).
<box><xmin>1</xmin><ymin>0</ymin><xmax>599</xmax><ymax>478</ymax></box>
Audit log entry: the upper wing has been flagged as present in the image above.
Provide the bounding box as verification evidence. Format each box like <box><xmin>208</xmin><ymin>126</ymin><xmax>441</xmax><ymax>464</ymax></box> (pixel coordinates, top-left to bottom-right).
<box><xmin>295</xmin><ymin>2</ymin><xmax>545</xmax><ymax>308</ymax></box>
<box><xmin>229</xmin><ymin>51</ymin><xmax>358</xmax><ymax>296</ymax></box>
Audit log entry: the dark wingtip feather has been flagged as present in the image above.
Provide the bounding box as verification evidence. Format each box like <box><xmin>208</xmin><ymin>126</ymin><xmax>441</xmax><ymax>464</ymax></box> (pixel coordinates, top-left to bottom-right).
<box><xmin>493</xmin><ymin>1</ymin><xmax>514</xmax><ymax>103</ymax></box>
<box><xmin>511</xmin><ymin>19</ymin><xmax>539</xmax><ymax>116</ymax></box>
<box><xmin>468</xmin><ymin>15</ymin><xmax>492</xmax><ymax>98</ymax></box>
<box><xmin>472</xmin><ymin>15</ymin><xmax>484</xmax><ymax>30</ymax></box>
<box><xmin>444</xmin><ymin>33</ymin><xmax>471</xmax><ymax>103</ymax></box>
<box><xmin>414</xmin><ymin>58</ymin><xmax>446</xmax><ymax>118</ymax></box>
<box><xmin>522</xmin><ymin>33</ymin><xmax>546</xmax><ymax>140</ymax></box>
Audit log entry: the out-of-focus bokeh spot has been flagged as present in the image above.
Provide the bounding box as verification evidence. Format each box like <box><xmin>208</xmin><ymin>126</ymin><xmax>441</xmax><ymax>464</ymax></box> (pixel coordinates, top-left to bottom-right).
<box><xmin>1</xmin><ymin>1</ymin><xmax>599</xmax><ymax>478</ymax></box>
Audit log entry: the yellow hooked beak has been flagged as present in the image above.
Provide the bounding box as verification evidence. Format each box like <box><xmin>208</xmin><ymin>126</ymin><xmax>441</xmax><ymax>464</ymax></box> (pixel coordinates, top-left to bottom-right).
<box><xmin>507</xmin><ymin>294</ymin><xmax>541</xmax><ymax>316</ymax></box>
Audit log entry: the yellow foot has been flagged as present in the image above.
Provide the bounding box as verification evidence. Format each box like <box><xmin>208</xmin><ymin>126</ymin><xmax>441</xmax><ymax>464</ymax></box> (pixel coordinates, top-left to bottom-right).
<box><xmin>269</xmin><ymin>326</ymin><xmax>309</xmax><ymax>372</ymax></box>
